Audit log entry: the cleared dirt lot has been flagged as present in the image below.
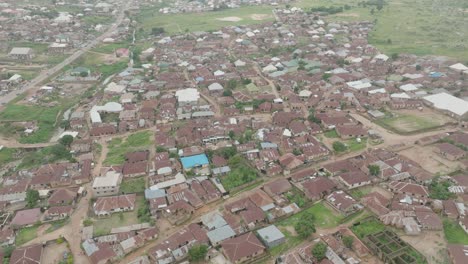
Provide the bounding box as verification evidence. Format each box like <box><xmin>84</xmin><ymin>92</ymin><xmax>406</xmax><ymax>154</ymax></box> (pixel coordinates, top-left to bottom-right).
<box><xmin>399</xmin><ymin>145</ymin><xmax>462</xmax><ymax>174</ymax></box>
<box><xmin>399</xmin><ymin>230</ymin><xmax>448</xmax><ymax>264</ymax></box>
<box><xmin>42</xmin><ymin>241</ymin><xmax>70</xmax><ymax>264</ymax></box>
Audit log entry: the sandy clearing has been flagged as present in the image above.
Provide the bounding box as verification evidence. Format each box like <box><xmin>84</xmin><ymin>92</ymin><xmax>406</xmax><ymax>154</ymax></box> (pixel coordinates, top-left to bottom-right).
<box><xmin>216</xmin><ymin>16</ymin><xmax>242</xmax><ymax>22</ymax></box>
<box><xmin>251</xmin><ymin>14</ymin><xmax>270</xmax><ymax>20</ymax></box>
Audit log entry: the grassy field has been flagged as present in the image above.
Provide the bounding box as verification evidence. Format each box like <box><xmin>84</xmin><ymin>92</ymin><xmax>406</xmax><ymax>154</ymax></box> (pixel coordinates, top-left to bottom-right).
<box><xmin>350</xmin><ymin>217</ymin><xmax>386</xmax><ymax>239</ymax></box>
<box><xmin>443</xmin><ymin>219</ymin><xmax>468</xmax><ymax>244</ymax></box>
<box><xmin>349</xmin><ymin>186</ymin><xmax>373</xmax><ymax>199</ymax></box>
<box><xmin>104</xmin><ymin>131</ymin><xmax>153</xmax><ymax>165</ymax></box>
<box><xmin>324</xmin><ymin>129</ymin><xmax>339</xmax><ymax>138</ymax></box>
<box><xmin>278</xmin><ymin>202</ymin><xmax>343</xmax><ymax>229</ymax></box>
<box><xmin>344</xmin><ymin>137</ymin><xmax>367</xmax><ymax>152</ymax></box>
<box><xmin>93</xmin><ymin>196</ymin><xmax>146</xmax><ymax>236</ymax></box>
<box><xmin>136</xmin><ymin>5</ymin><xmax>275</xmax><ymax>35</ymax></box>
<box><xmin>0</xmin><ymin>147</ymin><xmax>17</xmax><ymax>167</ymax></box>
<box><xmin>16</xmin><ymin>226</ymin><xmax>38</xmax><ymax>246</ymax></box>
<box><xmin>0</xmin><ymin>103</ymin><xmax>63</xmax><ymax>144</ymax></box>
<box><xmin>137</xmin><ymin>0</ymin><xmax>466</xmax><ymax>60</ymax></box>
<box><xmin>376</xmin><ymin>112</ymin><xmax>445</xmax><ymax>134</ymax></box>
<box><xmin>120</xmin><ymin>177</ymin><xmax>146</xmax><ymax>194</ymax></box>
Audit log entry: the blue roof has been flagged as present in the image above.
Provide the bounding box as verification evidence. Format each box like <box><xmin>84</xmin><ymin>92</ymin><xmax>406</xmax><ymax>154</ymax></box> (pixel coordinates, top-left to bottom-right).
<box><xmin>180</xmin><ymin>154</ymin><xmax>209</xmax><ymax>169</ymax></box>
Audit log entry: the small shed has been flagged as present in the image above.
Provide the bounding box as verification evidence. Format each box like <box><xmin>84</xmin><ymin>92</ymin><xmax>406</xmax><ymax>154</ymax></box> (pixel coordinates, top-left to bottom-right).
<box><xmin>256</xmin><ymin>225</ymin><xmax>285</xmax><ymax>248</ymax></box>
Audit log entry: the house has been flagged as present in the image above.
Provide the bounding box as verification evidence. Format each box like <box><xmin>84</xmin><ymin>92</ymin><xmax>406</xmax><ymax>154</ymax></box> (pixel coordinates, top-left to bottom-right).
<box><xmin>415</xmin><ymin>211</ymin><xmax>442</xmax><ymax>230</ymax></box>
<box><xmin>335</xmin><ymin>125</ymin><xmax>367</xmax><ymax>139</ymax></box>
<box><xmin>48</xmin><ymin>187</ymin><xmax>78</xmax><ymax>205</ymax></box>
<box><xmin>11</xmin><ymin>208</ymin><xmax>41</xmax><ymax>228</ymax></box>
<box><xmin>388</xmin><ymin>181</ymin><xmax>429</xmax><ymax>198</ymax></box>
<box><xmin>45</xmin><ymin>205</ymin><xmax>74</xmax><ymax>221</ymax></box>
<box><xmin>301</xmin><ymin>177</ymin><xmax>336</xmax><ymax>200</ymax></box>
<box><xmin>447</xmin><ymin>244</ymin><xmax>468</xmax><ymax>264</ymax></box>
<box><xmin>0</xmin><ymin>180</ymin><xmax>28</xmax><ymax>202</ymax></box>
<box><xmin>207</xmin><ymin>225</ymin><xmax>236</xmax><ymax>246</ymax></box>
<box><xmin>458</xmin><ymin>217</ymin><xmax>468</xmax><ymax>234</ymax></box>
<box><xmin>92</xmin><ymin>171</ymin><xmax>122</xmax><ymax>197</ymax></box>
<box><xmin>82</xmin><ymin>239</ymin><xmax>117</xmax><ymax>264</ymax></box>
<box><xmin>9</xmin><ymin>47</ymin><xmax>35</xmax><ymax>60</ymax></box>
<box><xmin>71</xmin><ymin>139</ymin><xmax>92</xmax><ymax>153</ymax></box>
<box><xmin>257</xmin><ymin>225</ymin><xmax>286</xmax><ymax>248</ymax></box>
<box><xmin>326</xmin><ymin>191</ymin><xmax>361</xmax><ymax>215</ymax></box>
<box><xmin>93</xmin><ymin>194</ymin><xmax>136</xmax><ymax>217</ymax></box>
<box><xmin>10</xmin><ymin>244</ymin><xmax>43</xmax><ymax>264</ymax></box>
<box><xmin>434</xmin><ymin>143</ymin><xmax>466</xmax><ymax>161</ymax></box>
<box><xmin>423</xmin><ymin>93</ymin><xmax>468</xmax><ymax>120</ymax></box>
<box><xmin>180</xmin><ymin>154</ymin><xmax>209</xmax><ymax>170</ymax></box>
<box><xmin>338</xmin><ymin>171</ymin><xmax>371</xmax><ymax>189</ymax></box>
<box><xmin>221</xmin><ymin>232</ymin><xmax>266</xmax><ymax>263</ymax></box>
<box><xmin>263</xmin><ymin>179</ymin><xmax>292</xmax><ymax>197</ymax></box>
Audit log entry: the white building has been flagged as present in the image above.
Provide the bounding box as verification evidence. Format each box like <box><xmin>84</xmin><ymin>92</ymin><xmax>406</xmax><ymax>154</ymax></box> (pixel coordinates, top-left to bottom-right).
<box><xmin>92</xmin><ymin>171</ymin><xmax>122</xmax><ymax>197</ymax></box>
<box><xmin>423</xmin><ymin>92</ymin><xmax>468</xmax><ymax>120</ymax></box>
<box><xmin>175</xmin><ymin>88</ymin><xmax>200</xmax><ymax>106</ymax></box>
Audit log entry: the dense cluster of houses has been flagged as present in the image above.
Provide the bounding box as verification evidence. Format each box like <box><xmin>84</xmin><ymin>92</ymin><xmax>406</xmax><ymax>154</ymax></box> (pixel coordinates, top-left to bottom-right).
<box><xmin>1</xmin><ymin>2</ymin><xmax>468</xmax><ymax>264</ymax></box>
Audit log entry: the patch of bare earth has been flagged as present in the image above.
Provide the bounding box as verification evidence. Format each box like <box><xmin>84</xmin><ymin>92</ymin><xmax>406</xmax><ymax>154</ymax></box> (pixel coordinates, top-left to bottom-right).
<box><xmin>216</xmin><ymin>16</ymin><xmax>242</xmax><ymax>22</ymax></box>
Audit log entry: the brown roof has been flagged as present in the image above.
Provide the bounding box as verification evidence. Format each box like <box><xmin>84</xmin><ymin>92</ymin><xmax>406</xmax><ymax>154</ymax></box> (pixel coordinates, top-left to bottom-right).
<box><xmin>289</xmin><ymin>167</ymin><xmax>317</xmax><ymax>182</ymax></box>
<box><xmin>221</xmin><ymin>232</ymin><xmax>265</xmax><ymax>263</ymax></box>
<box><xmin>263</xmin><ymin>178</ymin><xmax>292</xmax><ymax>195</ymax></box>
<box><xmin>48</xmin><ymin>188</ymin><xmax>77</xmax><ymax>205</ymax></box>
<box><xmin>94</xmin><ymin>194</ymin><xmax>136</xmax><ymax>213</ymax></box>
<box><xmin>447</xmin><ymin>244</ymin><xmax>468</xmax><ymax>264</ymax></box>
<box><xmin>415</xmin><ymin>211</ymin><xmax>442</xmax><ymax>229</ymax></box>
<box><xmin>125</xmin><ymin>151</ymin><xmax>149</xmax><ymax>163</ymax></box>
<box><xmin>47</xmin><ymin>205</ymin><xmax>74</xmax><ymax>215</ymax></box>
<box><xmin>249</xmin><ymin>190</ymin><xmax>274</xmax><ymax>208</ymax></box>
<box><xmin>435</xmin><ymin>143</ymin><xmax>465</xmax><ymax>157</ymax></box>
<box><xmin>11</xmin><ymin>208</ymin><xmax>41</xmax><ymax>227</ymax></box>
<box><xmin>302</xmin><ymin>177</ymin><xmax>336</xmax><ymax>200</ymax></box>
<box><xmin>10</xmin><ymin>244</ymin><xmax>43</xmax><ymax>264</ymax></box>
<box><xmin>339</xmin><ymin>171</ymin><xmax>371</xmax><ymax>186</ymax></box>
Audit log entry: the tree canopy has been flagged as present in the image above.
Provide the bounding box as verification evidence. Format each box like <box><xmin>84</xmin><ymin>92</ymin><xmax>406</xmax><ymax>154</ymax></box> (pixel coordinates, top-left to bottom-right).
<box><xmin>312</xmin><ymin>242</ymin><xmax>327</xmax><ymax>261</ymax></box>
<box><xmin>26</xmin><ymin>189</ymin><xmax>39</xmax><ymax>208</ymax></box>
<box><xmin>188</xmin><ymin>244</ymin><xmax>208</xmax><ymax>262</ymax></box>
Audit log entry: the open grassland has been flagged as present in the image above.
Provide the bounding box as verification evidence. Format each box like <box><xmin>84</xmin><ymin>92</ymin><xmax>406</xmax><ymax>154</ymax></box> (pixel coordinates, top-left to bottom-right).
<box><xmin>375</xmin><ymin>110</ymin><xmax>449</xmax><ymax>134</ymax></box>
<box><xmin>138</xmin><ymin>0</ymin><xmax>467</xmax><ymax>60</ymax></box>
<box><xmin>136</xmin><ymin>5</ymin><xmax>275</xmax><ymax>35</ymax></box>
<box><xmin>443</xmin><ymin>219</ymin><xmax>468</xmax><ymax>244</ymax></box>
<box><xmin>104</xmin><ymin>131</ymin><xmax>153</xmax><ymax>165</ymax></box>
<box><xmin>278</xmin><ymin>201</ymin><xmax>343</xmax><ymax>229</ymax></box>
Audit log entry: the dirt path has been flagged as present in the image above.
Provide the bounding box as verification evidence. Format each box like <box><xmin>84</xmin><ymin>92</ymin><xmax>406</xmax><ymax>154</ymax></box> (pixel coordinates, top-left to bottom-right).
<box><xmin>0</xmin><ymin>137</ymin><xmax>54</xmax><ymax>149</ymax></box>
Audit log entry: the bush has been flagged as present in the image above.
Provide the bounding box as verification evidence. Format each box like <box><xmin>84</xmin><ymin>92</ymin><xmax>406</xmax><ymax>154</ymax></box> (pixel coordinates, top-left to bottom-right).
<box><xmin>188</xmin><ymin>244</ymin><xmax>208</xmax><ymax>262</ymax></box>
<box><xmin>312</xmin><ymin>242</ymin><xmax>327</xmax><ymax>261</ymax></box>
<box><xmin>333</xmin><ymin>141</ymin><xmax>347</xmax><ymax>152</ymax></box>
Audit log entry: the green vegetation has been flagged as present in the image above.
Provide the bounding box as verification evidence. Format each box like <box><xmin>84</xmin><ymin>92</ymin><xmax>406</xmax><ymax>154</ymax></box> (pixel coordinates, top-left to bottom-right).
<box><xmin>312</xmin><ymin>242</ymin><xmax>327</xmax><ymax>261</ymax></box>
<box><xmin>46</xmin><ymin>218</ymin><xmax>70</xmax><ymax>233</ymax></box>
<box><xmin>349</xmin><ymin>186</ymin><xmax>373</xmax><ymax>199</ymax></box>
<box><xmin>350</xmin><ymin>218</ymin><xmax>386</xmax><ymax>239</ymax></box>
<box><xmin>18</xmin><ymin>144</ymin><xmax>73</xmax><ymax>169</ymax></box>
<box><xmin>294</xmin><ymin>211</ymin><xmax>316</xmax><ymax>239</ymax></box>
<box><xmin>375</xmin><ymin>112</ymin><xmax>445</xmax><ymax>134</ymax></box>
<box><xmin>82</xmin><ymin>15</ymin><xmax>114</xmax><ymax>26</ymax></box>
<box><xmin>285</xmin><ymin>188</ymin><xmax>307</xmax><ymax>208</ymax></box>
<box><xmin>443</xmin><ymin>219</ymin><xmax>468</xmax><ymax>244</ymax></box>
<box><xmin>368</xmin><ymin>164</ymin><xmax>380</xmax><ymax>177</ymax></box>
<box><xmin>343</xmin><ymin>235</ymin><xmax>354</xmax><ymax>248</ymax></box>
<box><xmin>0</xmin><ymin>147</ymin><xmax>17</xmax><ymax>167</ymax></box>
<box><xmin>220</xmin><ymin>155</ymin><xmax>258</xmax><ymax>191</ymax></box>
<box><xmin>136</xmin><ymin>5</ymin><xmax>274</xmax><ymax>35</ymax></box>
<box><xmin>137</xmin><ymin>200</ymin><xmax>152</xmax><ymax>224</ymax></box>
<box><xmin>279</xmin><ymin>202</ymin><xmax>343</xmax><ymax>229</ymax></box>
<box><xmin>429</xmin><ymin>177</ymin><xmax>456</xmax><ymax>200</ymax></box>
<box><xmin>16</xmin><ymin>226</ymin><xmax>38</xmax><ymax>245</ymax></box>
<box><xmin>104</xmin><ymin>131</ymin><xmax>153</xmax><ymax>165</ymax></box>
<box><xmin>26</xmin><ymin>189</ymin><xmax>40</xmax><ymax>208</ymax></box>
<box><xmin>345</xmin><ymin>138</ymin><xmax>368</xmax><ymax>152</ymax></box>
<box><xmin>120</xmin><ymin>178</ymin><xmax>146</xmax><ymax>194</ymax></box>
<box><xmin>333</xmin><ymin>141</ymin><xmax>347</xmax><ymax>152</ymax></box>
<box><xmin>324</xmin><ymin>129</ymin><xmax>339</xmax><ymax>138</ymax></box>
<box><xmin>188</xmin><ymin>244</ymin><xmax>208</xmax><ymax>262</ymax></box>
<box><xmin>93</xmin><ymin>196</ymin><xmax>146</xmax><ymax>236</ymax></box>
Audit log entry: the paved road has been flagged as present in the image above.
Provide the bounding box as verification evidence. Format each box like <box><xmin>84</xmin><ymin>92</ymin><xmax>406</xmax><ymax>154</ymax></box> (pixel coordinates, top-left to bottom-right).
<box><xmin>0</xmin><ymin>0</ymin><xmax>131</xmax><ymax>107</ymax></box>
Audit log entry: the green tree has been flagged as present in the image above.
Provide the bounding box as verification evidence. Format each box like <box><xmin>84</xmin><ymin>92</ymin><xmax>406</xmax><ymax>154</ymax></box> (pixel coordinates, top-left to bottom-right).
<box><xmin>188</xmin><ymin>244</ymin><xmax>208</xmax><ymax>262</ymax></box>
<box><xmin>59</xmin><ymin>135</ymin><xmax>74</xmax><ymax>147</ymax></box>
<box><xmin>368</xmin><ymin>164</ymin><xmax>381</xmax><ymax>177</ymax></box>
<box><xmin>322</xmin><ymin>73</ymin><xmax>332</xmax><ymax>81</ymax></box>
<box><xmin>343</xmin><ymin>235</ymin><xmax>354</xmax><ymax>248</ymax></box>
<box><xmin>416</xmin><ymin>65</ymin><xmax>422</xmax><ymax>71</ymax></box>
<box><xmin>333</xmin><ymin>141</ymin><xmax>347</xmax><ymax>152</ymax></box>
<box><xmin>294</xmin><ymin>220</ymin><xmax>316</xmax><ymax>239</ymax></box>
<box><xmin>26</xmin><ymin>189</ymin><xmax>40</xmax><ymax>208</ymax></box>
<box><xmin>312</xmin><ymin>242</ymin><xmax>327</xmax><ymax>261</ymax></box>
<box><xmin>226</xmin><ymin>79</ymin><xmax>238</xmax><ymax>90</ymax></box>
<box><xmin>223</xmin><ymin>89</ymin><xmax>232</xmax><ymax>96</ymax></box>
<box><xmin>228</xmin><ymin>130</ymin><xmax>235</xmax><ymax>139</ymax></box>
<box><xmin>391</xmin><ymin>53</ymin><xmax>399</xmax><ymax>60</ymax></box>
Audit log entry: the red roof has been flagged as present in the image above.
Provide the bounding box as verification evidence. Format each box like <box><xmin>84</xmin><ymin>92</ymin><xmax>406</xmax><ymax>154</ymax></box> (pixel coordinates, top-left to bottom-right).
<box><xmin>221</xmin><ymin>232</ymin><xmax>265</xmax><ymax>263</ymax></box>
